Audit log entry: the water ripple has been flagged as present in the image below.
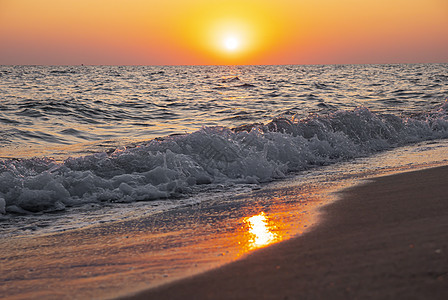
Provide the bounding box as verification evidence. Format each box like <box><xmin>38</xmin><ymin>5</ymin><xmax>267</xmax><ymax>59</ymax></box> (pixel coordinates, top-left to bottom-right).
<box><xmin>0</xmin><ymin>64</ymin><xmax>447</xmax><ymax>159</ymax></box>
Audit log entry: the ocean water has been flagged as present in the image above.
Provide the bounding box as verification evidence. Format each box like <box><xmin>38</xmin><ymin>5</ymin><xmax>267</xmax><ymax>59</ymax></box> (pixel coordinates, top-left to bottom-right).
<box><xmin>1</xmin><ymin>63</ymin><xmax>448</xmax><ymax>228</ymax></box>
<box><xmin>2</xmin><ymin>64</ymin><xmax>448</xmax><ymax>298</ymax></box>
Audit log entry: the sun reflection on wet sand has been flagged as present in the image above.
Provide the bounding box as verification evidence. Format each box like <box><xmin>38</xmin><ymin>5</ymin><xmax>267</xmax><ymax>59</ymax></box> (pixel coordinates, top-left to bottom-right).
<box><xmin>244</xmin><ymin>212</ymin><xmax>281</xmax><ymax>250</ymax></box>
<box><xmin>0</xmin><ymin>186</ymin><xmax>326</xmax><ymax>299</ymax></box>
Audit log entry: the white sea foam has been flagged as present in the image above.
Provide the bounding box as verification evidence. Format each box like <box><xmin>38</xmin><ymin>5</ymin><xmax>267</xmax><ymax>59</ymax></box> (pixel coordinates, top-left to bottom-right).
<box><xmin>1</xmin><ymin>103</ymin><xmax>448</xmax><ymax>214</ymax></box>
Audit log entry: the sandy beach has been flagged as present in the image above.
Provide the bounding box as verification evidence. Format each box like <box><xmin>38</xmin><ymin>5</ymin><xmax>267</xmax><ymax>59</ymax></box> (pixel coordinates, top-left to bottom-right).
<box><xmin>123</xmin><ymin>165</ymin><xmax>448</xmax><ymax>299</ymax></box>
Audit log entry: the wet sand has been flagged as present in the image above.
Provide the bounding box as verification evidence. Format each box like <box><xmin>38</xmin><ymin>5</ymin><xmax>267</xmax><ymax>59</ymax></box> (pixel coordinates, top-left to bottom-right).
<box><xmin>123</xmin><ymin>166</ymin><xmax>448</xmax><ymax>299</ymax></box>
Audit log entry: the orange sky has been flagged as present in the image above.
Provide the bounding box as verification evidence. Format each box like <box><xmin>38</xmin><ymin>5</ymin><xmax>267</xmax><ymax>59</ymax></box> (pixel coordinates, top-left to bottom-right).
<box><xmin>0</xmin><ymin>0</ymin><xmax>447</xmax><ymax>65</ymax></box>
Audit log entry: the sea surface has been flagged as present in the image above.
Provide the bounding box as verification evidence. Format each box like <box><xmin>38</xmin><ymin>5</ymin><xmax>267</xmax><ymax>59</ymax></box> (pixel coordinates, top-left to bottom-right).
<box><xmin>1</xmin><ymin>63</ymin><xmax>448</xmax><ymax>231</ymax></box>
<box><xmin>2</xmin><ymin>64</ymin><xmax>448</xmax><ymax>298</ymax></box>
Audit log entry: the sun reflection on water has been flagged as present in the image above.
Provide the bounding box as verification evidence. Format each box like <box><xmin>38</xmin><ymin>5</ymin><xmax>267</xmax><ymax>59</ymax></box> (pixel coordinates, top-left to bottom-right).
<box><xmin>244</xmin><ymin>212</ymin><xmax>279</xmax><ymax>250</ymax></box>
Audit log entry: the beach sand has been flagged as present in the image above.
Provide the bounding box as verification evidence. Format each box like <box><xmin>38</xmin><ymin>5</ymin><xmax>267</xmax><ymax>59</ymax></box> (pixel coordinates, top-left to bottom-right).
<box><xmin>123</xmin><ymin>166</ymin><xmax>448</xmax><ymax>299</ymax></box>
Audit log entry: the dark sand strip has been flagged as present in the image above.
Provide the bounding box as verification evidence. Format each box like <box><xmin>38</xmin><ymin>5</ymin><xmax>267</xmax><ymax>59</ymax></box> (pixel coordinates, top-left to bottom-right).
<box><xmin>123</xmin><ymin>166</ymin><xmax>448</xmax><ymax>299</ymax></box>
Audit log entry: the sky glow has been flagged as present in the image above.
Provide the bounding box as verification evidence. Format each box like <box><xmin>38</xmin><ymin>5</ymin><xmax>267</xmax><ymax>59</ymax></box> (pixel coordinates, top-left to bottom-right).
<box><xmin>0</xmin><ymin>0</ymin><xmax>447</xmax><ymax>65</ymax></box>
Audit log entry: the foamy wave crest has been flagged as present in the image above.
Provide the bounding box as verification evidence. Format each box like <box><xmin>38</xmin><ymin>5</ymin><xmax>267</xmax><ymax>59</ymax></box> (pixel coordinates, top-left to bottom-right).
<box><xmin>1</xmin><ymin>103</ymin><xmax>448</xmax><ymax>214</ymax></box>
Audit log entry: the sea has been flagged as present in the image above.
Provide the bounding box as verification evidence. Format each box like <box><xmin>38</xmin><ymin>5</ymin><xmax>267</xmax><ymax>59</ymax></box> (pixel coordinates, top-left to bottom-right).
<box><xmin>1</xmin><ymin>63</ymin><xmax>448</xmax><ymax>227</ymax></box>
<box><xmin>1</xmin><ymin>64</ymin><xmax>448</xmax><ymax>297</ymax></box>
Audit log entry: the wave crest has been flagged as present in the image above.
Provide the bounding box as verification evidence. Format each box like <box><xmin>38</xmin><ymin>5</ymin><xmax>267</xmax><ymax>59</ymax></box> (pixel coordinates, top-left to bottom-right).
<box><xmin>1</xmin><ymin>103</ymin><xmax>448</xmax><ymax>214</ymax></box>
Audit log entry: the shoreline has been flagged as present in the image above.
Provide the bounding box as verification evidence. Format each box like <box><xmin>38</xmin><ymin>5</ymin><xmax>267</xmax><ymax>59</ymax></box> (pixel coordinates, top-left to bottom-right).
<box><xmin>122</xmin><ymin>165</ymin><xmax>448</xmax><ymax>299</ymax></box>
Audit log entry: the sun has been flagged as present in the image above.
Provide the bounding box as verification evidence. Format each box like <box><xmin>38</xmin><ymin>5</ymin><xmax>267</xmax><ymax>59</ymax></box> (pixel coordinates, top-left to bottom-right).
<box><xmin>177</xmin><ymin>0</ymin><xmax>284</xmax><ymax>64</ymax></box>
<box><xmin>224</xmin><ymin>36</ymin><xmax>239</xmax><ymax>51</ymax></box>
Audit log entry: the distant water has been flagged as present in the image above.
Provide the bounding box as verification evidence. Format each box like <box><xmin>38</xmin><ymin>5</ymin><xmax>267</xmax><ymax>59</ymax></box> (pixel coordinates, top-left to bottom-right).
<box><xmin>1</xmin><ymin>64</ymin><xmax>448</xmax><ymax>217</ymax></box>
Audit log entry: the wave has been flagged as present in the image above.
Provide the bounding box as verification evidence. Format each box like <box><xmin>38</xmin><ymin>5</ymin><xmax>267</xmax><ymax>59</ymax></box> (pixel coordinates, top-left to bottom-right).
<box><xmin>1</xmin><ymin>102</ymin><xmax>448</xmax><ymax>214</ymax></box>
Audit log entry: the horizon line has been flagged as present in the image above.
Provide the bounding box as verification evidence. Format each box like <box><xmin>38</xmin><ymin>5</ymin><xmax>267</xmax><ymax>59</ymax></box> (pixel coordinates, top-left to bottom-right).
<box><xmin>1</xmin><ymin>61</ymin><xmax>447</xmax><ymax>67</ymax></box>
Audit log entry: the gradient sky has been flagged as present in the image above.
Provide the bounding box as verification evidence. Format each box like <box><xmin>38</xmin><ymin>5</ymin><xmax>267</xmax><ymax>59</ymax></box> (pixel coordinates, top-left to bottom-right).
<box><xmin>1</xmin><ymin>0</ymin><xmax>447</xmax><ymax>65</ymax></box>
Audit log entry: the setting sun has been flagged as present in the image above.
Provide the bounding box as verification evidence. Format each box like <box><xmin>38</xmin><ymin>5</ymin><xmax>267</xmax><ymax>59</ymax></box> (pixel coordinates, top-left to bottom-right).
<box><xmin>224</xmin><ymin>36</ymin><xmax>240</xmax><ymax>51</ymax></box>
<box><xmin>172</xmin><ymin>0</ymin><xmax>286</xmax><ymax>64</ymax></box>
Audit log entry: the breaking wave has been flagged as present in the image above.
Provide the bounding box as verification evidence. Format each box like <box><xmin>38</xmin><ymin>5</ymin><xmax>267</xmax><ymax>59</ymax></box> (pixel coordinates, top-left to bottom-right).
<box><xmin>1</xmin><ymin>102</ymin><xmax>448</xmax><ymax>214</ymax></box>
